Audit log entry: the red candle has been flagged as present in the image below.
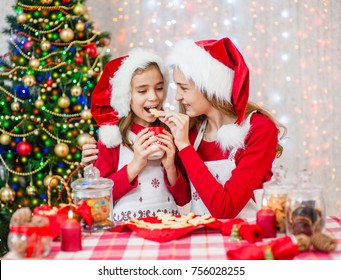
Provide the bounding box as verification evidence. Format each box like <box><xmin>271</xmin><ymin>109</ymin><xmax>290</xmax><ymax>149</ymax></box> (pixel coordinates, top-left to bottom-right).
<box><xmin>256</xmin><ymin>207</ymin><xmax>276</xmax><ymax>238</ymax></box>
<box><xmin>61</xmin><ymin>210</ymin><xmax>82</xmax><ymax>251</ymax></box>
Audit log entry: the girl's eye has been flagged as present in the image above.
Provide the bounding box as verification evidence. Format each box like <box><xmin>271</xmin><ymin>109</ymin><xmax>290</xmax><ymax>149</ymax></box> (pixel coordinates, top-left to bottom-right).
<box><xmin>138</xmin><ymin>90</ymin><xmax>147</xmax><ymax>94</ymax></box>
<box><xmin>156</xmin><ymin>87</ymin><xmax>164</xmax><ymax>91</ymax></box>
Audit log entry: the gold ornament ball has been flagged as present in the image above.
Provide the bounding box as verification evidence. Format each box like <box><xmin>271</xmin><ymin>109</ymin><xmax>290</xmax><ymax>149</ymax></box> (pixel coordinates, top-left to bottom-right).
<box><xmin>70</xmin><ymin>85</ymin><xmax>82</xmax><ymax>96</ymax></box>
<box><xmin>77</xmin><ymin>133</ymin><xmax>92</xmax><ymax>147</ymax></box>
<box><xmin>16</xmin><ymin>13</ymin><xmax>27</xmax><ymax>24</ymax></box>
<box><xmin>73</xmin><ymin>4</ymin><xmax>86</xmax><ymax>15</ymax></box>
<box><xmin>43</xmin><ymin>174</ymin><xmax>59</xmax><ymax>188</ymax></box>
<box><xmin>26</xmin><ymin>185</ymin><xmax>37</xmax><ymax>196</ymax></box>
<box><xmin>0</xmin><ymin>185</ymin><xmax>16</xmax><ymax>203</ymax></box>
<box><xmin>29</xmin><ymin>58</ymin><xmax>40</xmax><ymax>69</ymax></box>
<box><xmin>57</xmin><ymin>95</ymin><xmax>71</xmax><ymax>108</ymax></box>
<box><xmin>83</xmin><ymin>13</ymin><xmax>90</xmax><ymax>21</ymax></box>
<box><xmin>75</xmin><ymin>21</ymin><xmax>85</xmax><ymax>32</ymax></box>
<box><xmin>41</xmin><ymin>40</ymin><xmax>51</xmax><ymax>51</ymax></box>
<box><xmin>40</xmin><ymin>0</ymin><xmax>53</xmax><ymax>5</ymax></box>
<box><xmin>0</xmin><ymin>134</ymin><xmax>12</xmax><ymax>145</ymax></box>
<box><xmin>35</xmin><ymin>98</ymin><xmax>44</xmax><ymax>108</ymax></box>
<box><xmin>22</xmin><ymin>74</ymin><xmax>36</xmax><ymax>87</ymax></box>
<box><xmin>11</xmin><ymin>101</ymin><xmax>20</xmax><ymax>111</ymax></box>
<box><xmin>59</xmin><ymin>28</ymin><xmax>74</xmax><ymax>42</ymax></box>
<box><xmin>81</xmin><ymin>109</ymin><xmax>92</xmax><ymax>120</ymax></box>
<box><xmin>54</xmin><ymin>143</ymin><xmax>69</xmax><ymax>158</ymax></box>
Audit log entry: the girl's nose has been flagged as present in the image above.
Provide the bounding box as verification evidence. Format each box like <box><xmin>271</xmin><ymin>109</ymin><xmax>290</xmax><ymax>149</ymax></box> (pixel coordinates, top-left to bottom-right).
<box><xmin>175</xmin><ymin>89</ymin><xmax>183</xmax><ymax>101</ymax></box>
<box><xmin>148</xmin><ymin>89</ymin><xmax>158</xmax><ymax>100</ymax></box>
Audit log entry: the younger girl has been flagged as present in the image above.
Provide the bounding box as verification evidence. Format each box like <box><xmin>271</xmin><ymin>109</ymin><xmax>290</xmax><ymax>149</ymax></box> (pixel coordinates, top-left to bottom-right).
<box><xmin>88</xmin><ymin>48</ymin><xmax>190</xmax><ymax>222</ymax></box>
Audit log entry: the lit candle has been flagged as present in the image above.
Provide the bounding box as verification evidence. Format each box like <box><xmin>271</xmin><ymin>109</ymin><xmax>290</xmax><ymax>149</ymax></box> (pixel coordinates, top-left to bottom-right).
<box><xmin>61</xmin><ymin>210</ymin><xmax>82</xmax><ymax>251</ymax></box>
<box><xmin>256</xmin><ymin>207</ymin><xmax>276</xmax><ymax>238</ymax></box>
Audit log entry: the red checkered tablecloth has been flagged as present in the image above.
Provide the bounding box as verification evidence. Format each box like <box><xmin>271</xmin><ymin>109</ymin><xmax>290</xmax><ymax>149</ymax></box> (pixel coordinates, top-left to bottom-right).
<box><xmin>39</xmin><ymin>216</ymin><xmax>340</xmax><ymax>260</ymax></box>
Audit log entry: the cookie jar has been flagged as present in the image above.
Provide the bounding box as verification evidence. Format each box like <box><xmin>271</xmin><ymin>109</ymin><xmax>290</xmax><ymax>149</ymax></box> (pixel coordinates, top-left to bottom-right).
<box><xmin>285</xmin><ymin>187</ymin><xmax>326</xmax><ymax>236</ymax></box>
<box><xmin>71</xmin><ymin>166</ymin><xmax>114</xmax><ymax>231</ymax></box>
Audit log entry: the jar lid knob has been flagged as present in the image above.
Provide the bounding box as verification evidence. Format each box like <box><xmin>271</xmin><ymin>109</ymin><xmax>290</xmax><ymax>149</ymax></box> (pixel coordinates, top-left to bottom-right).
<box><xmin>83</xmin><ymin>165</ymin><xmax>100</xmax><ymax>179</ymax></box>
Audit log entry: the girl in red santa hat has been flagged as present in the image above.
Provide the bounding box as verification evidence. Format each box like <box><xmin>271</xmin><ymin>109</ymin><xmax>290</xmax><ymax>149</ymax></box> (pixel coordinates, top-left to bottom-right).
<box><xmin>157</xmin><ymin>38</ymin><xmax>286</xmax><ymax>218</ymax></box>
<box><xmin>84</xmin><ymin>48</ymin><xmax>190</xmax><ymax>222</ymax></box>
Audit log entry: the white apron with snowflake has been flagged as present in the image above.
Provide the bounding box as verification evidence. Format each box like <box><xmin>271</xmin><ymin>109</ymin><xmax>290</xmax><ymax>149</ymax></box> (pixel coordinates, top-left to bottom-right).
<box><xmin>190</xmin><ymin>118</ymin><xmax>257</xmax><ymax>218</ymax></box>
<box><xmin>113</xmin><ymin>132</ymin><xmax>179</xmax><ymax>222</ymax></box>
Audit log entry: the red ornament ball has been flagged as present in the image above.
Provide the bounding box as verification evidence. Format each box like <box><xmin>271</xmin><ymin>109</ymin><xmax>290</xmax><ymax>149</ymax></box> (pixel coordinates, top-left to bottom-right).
<box><xmin>85</xmin><ymin>43</ymin><xmax>97</xmax><ymax>58</ymax></box>
<box><xmin>46</xmin><ymin>79</ymin><xmax>53</xmax><ymax>87</ymax></box>
<box><xmin>74</xmin><ymin>55</ymin><xmax>83</xmax><ymax>64</ymax></box>
<box><xmin>16</xmin><ymin>141</ymin><xmax>32</xmax><ymax>156</ymax></box>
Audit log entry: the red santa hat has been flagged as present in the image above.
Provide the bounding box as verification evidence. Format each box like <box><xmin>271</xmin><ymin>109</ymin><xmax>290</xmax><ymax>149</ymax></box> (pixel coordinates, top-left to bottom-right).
<box><xmin>167</xmin><ymin>37</ymin><xmax>251</xmax><ymax>151</ymax></box>
<box><xmin>91</xmin><ymin>48</ymin><xmax>167</xmax><ymax>148</ymax></box>
<box><xmin>167</xmin><ymin>37</ymin><xmax>249</xmax><ymax>124</ymax></box>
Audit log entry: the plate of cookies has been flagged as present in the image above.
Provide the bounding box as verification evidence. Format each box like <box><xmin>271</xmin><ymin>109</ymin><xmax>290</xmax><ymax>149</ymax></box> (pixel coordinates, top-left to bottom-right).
<box><xmin>122</xmin><ymin>212</ymin><xmax>221</xmax><ymax>242</ymax></box>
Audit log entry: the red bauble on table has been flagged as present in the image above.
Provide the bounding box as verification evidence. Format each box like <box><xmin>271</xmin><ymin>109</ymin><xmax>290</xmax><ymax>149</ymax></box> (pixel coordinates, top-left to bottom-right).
<box><xmin>16</xmin><ymin>141</ymin><xmax>32</xmax><ymax>156</ymax></box>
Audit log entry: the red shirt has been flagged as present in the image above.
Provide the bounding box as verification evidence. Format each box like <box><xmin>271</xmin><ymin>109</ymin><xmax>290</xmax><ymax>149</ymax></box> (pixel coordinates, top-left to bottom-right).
<box><xmin>178</xmin><ymin>112</ymin><xmax>278</xmax><ymax>218</ymax></box>
<box><xmin>94</xmin><ymin>123</ymin><xmax>191</xmax><ymax>206</ymax></box>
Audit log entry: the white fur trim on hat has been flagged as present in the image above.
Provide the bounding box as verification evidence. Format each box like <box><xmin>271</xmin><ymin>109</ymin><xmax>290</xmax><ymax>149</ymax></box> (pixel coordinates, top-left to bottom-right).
<box><xmin>110</xmin><ymin>48</ymin><xmax>167</xmax><ymax>118</ymax></box>
<box><xmin>99</xmin><ymin>125</ymin><xmax>122</xmax><ymax>148</ymax></box>
<box><xmin>167</xmin><ymin>39</ymin><xmax>234</xmax><ymax>102</ymax></box>
<box><xmin>216</xmin><ymin>112</ymin><xmax>255</xmax><ymax>152</ymax></box>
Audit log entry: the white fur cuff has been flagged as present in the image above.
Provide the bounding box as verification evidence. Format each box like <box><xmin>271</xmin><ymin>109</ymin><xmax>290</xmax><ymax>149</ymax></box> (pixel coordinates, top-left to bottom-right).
<box><xmin>98</xmin><ymin>125</ymin><xmax>122</xmax><ymax>148</ymax></box>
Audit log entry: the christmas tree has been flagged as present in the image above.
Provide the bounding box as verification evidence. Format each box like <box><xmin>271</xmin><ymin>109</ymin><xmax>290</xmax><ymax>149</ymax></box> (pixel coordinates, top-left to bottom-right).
<box><xmin>0</xmin><ymin>0</ymin><xmax>111</xmax><ymax>256</ymax></box>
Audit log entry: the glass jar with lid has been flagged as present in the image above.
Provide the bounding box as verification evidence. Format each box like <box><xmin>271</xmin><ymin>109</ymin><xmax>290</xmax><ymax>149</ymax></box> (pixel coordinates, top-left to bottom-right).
<box><xmin>285</xmin><ymin>187</ymin><xmax>325</xmax><ymax>236</ymax></box>
<box><xmin>71</xmin><ymin>166</ymin><xmax>114</xmax><ymax>231</ymax></box>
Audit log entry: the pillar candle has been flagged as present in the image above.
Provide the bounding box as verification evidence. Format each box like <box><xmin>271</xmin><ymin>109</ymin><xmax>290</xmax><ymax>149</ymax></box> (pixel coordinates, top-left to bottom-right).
<box><xmin>61</xmin><ymin>210</ymin><xmax>82</xmax><ymax>251</ymax></box>
<box><xmin>256</xmin><ymin>207</ymin><xmax>276</xmax><ymax>238</ymax></box>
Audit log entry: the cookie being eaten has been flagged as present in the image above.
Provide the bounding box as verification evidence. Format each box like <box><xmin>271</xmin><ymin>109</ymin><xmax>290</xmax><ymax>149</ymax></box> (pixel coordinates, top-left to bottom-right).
<box><xmin>150</xmin><ymin>108</ymin><xmax>160</xmax><ymax>117</ymax></box>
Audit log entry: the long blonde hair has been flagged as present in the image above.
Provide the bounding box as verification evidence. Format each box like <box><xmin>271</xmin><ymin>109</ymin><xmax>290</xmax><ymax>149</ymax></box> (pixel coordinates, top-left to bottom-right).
<box><xmin>117</xmin><ymin>62</ymin><xmax>169</xmax><ymax>150</ymax></box>
<box><xmin>181</xmin><ymin>94</ymin><xmax>287</xmax><ymax>158</ymax></box>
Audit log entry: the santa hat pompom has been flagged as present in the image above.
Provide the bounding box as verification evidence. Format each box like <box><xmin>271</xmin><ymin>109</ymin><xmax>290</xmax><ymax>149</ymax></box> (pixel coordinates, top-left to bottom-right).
<box><xmin>98</xmin><ymin>125</ymin><xmax>122</xmax><ymax>148</ymax></box>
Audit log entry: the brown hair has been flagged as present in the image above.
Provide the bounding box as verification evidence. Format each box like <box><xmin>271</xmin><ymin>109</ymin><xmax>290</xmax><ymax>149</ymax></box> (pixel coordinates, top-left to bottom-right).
<box><xmin>117</xmin><ymin>62</ymin><xmax>169</xmax><ymax>150</ymax></box>
<box><xmin>180</xmin><ymin>93</ymin><xmax>287</xmax><ymax>158</ymax></box>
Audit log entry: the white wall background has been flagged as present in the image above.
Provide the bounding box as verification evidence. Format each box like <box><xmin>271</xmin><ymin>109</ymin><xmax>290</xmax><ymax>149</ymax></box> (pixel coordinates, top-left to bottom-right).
<box><xmin>1</xmin><ymin>0</ymin><xmax>340</xmax><ymax>216</ymax></box>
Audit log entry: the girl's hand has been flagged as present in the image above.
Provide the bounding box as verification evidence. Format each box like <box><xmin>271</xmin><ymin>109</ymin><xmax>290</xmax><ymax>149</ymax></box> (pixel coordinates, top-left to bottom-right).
<box><xmin>127</xmin><ymin>128</ymin><xmax>162</xmax><ymax>182</ymax></box>
<box><xmin>157</xmin><ymin>129</ymin><xmax>178</xmax><ymax>185</ymax></box>
<box><xmin>81</xmin><ymin>137</ymin><xmax>98</xmax><ymax>166</ymax></box>
<box><xmin>157</xmin><ymin>129</ymin><xmax>176</xmax><ymax>171</ymax></box>
<box><xmin>158</xmin><ymin>111</ymin><xmax>191</xmax><ymax>150</ymax></box>
<box><xmin>131</xmin><ymin>128</ymin><xmax>160</xmax><ymax>167</ymax></box>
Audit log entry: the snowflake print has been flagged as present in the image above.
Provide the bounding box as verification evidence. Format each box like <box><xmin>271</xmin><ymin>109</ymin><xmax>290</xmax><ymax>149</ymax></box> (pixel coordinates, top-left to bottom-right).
<box><xmin>151</xmin><ymin>178</ymin><xmax>160</xmax><ymax>189</ymax></box>
<box><xmin>192</xmin><ymin>191</ymin><xmax>201</xmax><ymax>201</ymax></box>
